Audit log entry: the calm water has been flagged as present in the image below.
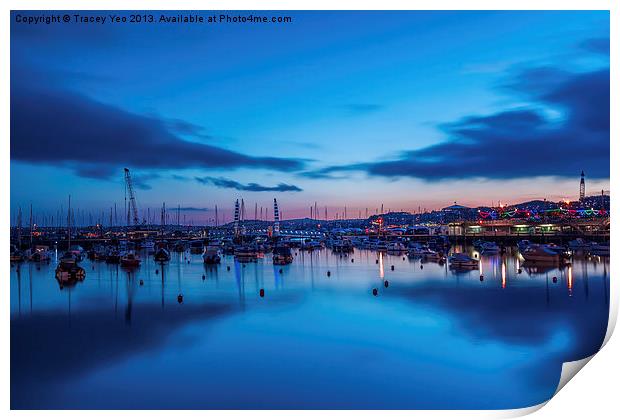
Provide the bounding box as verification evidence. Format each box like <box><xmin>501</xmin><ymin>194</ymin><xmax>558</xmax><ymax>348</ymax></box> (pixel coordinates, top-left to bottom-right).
<box><xmin>11</xmin><ymin>247</ymin><xmax>609</xmax><ymax>409</ymax></box>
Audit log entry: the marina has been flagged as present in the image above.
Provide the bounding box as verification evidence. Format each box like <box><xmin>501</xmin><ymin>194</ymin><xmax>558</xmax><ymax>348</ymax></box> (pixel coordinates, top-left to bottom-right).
<box><xmin>10</xmin><ymin>242</ymin><xmax>609</xmax><ymax>409</ymax></box>
<box><xmin>9</xmin><ymin>168</ymin><xmax>611</xmax><ymax>408</ymax></box>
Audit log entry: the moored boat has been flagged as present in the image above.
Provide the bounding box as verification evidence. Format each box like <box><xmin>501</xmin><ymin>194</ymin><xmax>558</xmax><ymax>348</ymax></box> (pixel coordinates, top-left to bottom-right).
<box><xmin>203</xmin><ymin>245</ymin><xmax>221</xmax><ymax>264</ymax></box>
<box><xmin>386</xmin><ymin>242</ymin><xmax>407</xmax><ymax>253</ymax></box>
<box><xmin>29</xmin><ymin>245</ymin><xmax>51</xmax><ymax>262</ymax></box>
<box><xmin>234</xmin><ymin>245</ymin><xmax>259</xmax><ymax>262</ymax></box>
<box><xmin>55</xmin><ymin>252</ymin><xmax>86</xmax><ymax>285</ymax></box>
<box><xmin>189</xmin><ymin>240</ymin><xmax>204</xmax><ymax>255</ymax></box>
<box><xmin>480</xmin><ymin>242</ymin><xmax>500</xmax><ymax>254</ymax></box>
<box><xmin>448</xmin><ymin>253</ymin><xmax>479</xmax><ymax>269</ymax></box>
<box><xmin>10</xmin><ymin>245</ymin><xmax>24</xmax><ymax>263</ymax></box>
<box><xmin>272</xmin><ymin>245</ymin><xmax>293</xmax><ymax>265</ymax></box>
<box><xmin>420</xmin><ymin>248</ymin><xmax>445</xmax><ymax>262</ymax></box>
<box><xmin>332</xmin><ymin>239</ymin><xmax>354</xmax><ymax>253</ymax></box>
<box><xmin>521</xmin><ymin>246</ymin><xmax>561</xmax><ymax>263</ymax></box>
<box><xmin>568</xmin><ymin>238</ymin><xmax>590</xmax><ymax>250</ymax></box>
<box><xmin>154</xmin><ymin>247</ymin><xmax>171</xmax><ymax>262</ymax></box>
<box><xmin>69</xmin><ymin>245</ymin><xmax>84</xmax><ymax>261</ymax></box>
<box><xmin>589</xmin><ymin>243</ymin><xmax>610</xmax><ymax>256</ymax></box>
<box><xmin>120</xmin><ymin>252</ymin><xmax>141</xmax><ymax>268</ymax></box>
<box><xmin>105</xmin><ymin>247</ymin><xmax>121</xmax><ymax>263</ymax></box>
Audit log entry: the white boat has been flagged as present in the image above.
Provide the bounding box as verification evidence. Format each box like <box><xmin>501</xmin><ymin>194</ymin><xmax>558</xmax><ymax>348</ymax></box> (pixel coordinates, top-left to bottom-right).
<box><xmin>386</xmin><ymin>242</ymin><xmax>407</xmax><ymax>253</ymax></box>
<box><xmin>407</xmin><ymin>242</ymin><xmax>426</xmax><ymax>256</ymax></box>
<box><xmin>29</xmin><ymin>245</ymin><xmax>51</xmax><ymax>262</ymax></box>
<box><xmin>517</xmin><ymin>240</ymin><xmax>534</xmax><ymax>253</ymax></box>
<box><xmin>448</xmin><ymin>253</ymin><xmax>479</xmax><ymax>269</ymax></box>
<box><xmin>521</xmin><ymin>246</ymin><xmax>560</xmax><ymax>263</ymax></box>
<box><xmin>480</xmin><ymin>242</ymin><xmax>500</xmax><ymax>254</ymax></box>
<box><xmin>301</xmin><ymin>240</ymin><xmax>323</xmax><ymax>250</ymax></box>
<box><xmin>420</xmin><ymin>248</ymin><xmax>445</xmax><ymax>262</ymax></box>
<box><xmin>568</xmin><ymin>238</ymin><xmax>591</xmax><ymax>250</ymax></box>
<box><xmin>589</xmin><ymin>243</ymin><xmax>610</xmax><ymax>256</ymax></box>
<box><xmin>375</xmin><ymin>241</ymin><xmax>388</xmax><ymax>252</ymax></box>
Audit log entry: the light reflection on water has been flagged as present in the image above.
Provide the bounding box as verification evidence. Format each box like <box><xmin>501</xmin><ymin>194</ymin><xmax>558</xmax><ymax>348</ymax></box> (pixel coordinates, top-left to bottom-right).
<box><xmin>10</xmin><ymin>247</ymin><xmax>609</xmax><ymax>409</ymax></box>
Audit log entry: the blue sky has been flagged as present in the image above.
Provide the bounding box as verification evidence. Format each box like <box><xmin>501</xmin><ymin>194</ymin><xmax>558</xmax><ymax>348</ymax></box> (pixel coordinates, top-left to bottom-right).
<box><xmin>10</xmin><ymin>11</ymin><xmax>609</xmax><ymax>222</ymax></box>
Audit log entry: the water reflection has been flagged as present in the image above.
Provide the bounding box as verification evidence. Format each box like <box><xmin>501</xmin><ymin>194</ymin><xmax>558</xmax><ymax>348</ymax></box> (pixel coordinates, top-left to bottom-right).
<box><xmin>10</xmin><ymin>247</ymin><xmax>609</xmax><ymax>409</ymax></box>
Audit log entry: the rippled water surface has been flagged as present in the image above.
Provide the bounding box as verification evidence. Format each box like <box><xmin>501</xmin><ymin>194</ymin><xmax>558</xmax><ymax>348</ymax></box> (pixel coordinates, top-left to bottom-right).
<box><xmin>10</xmin><ymin>247</ymin><xmax>609</xmax><ymax>409</ymax></box>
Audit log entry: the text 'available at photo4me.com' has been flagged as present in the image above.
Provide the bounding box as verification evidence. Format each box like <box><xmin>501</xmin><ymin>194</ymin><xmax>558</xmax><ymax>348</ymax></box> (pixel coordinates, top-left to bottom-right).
<box><xmin>14</xmin><ymin>12</ymin><xmax>294</xmax><ymax>25</ymax></box>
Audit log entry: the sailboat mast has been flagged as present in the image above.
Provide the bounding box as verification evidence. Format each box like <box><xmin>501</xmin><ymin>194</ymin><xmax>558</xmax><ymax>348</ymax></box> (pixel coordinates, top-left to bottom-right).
<box><xmin>67</xmin><ymin>195</ymin><xmax>71</xmax><ymax>250</ymax></box>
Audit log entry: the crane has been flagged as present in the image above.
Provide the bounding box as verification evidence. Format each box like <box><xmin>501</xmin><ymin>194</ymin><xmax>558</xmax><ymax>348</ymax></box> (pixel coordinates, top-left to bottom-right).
<box><xmin>124</xmin><ymin>168</ymin><xmax>140</xmax><ymax>226</ymax></box>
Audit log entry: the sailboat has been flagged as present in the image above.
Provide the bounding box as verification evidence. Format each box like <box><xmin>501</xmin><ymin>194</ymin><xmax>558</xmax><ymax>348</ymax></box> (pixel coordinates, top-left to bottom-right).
<box><xmin>56</xmin><ymin>195</ymin><xmax>86</xmax><ymax>286</ymax></box>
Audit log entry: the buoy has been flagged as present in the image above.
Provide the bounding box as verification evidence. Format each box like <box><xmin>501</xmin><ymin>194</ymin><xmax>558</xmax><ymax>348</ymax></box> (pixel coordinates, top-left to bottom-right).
<box><xmin>420</xmin><ymin>265</ymin><xmax>423</xmax><ymax>270</ymax></box>
<box><xmin>155</xmin><ymin>269</ymin><xmax>159</xmax><ymax>274</ymax></box>
<box><xmin>372</xmin><ymin>288</ymin><xmax>378</xmax><ymax>296</ymax></box>
<box><xmin>384</xmin><ymin>280</ymin><xmax>389</xmax><ymax>288</ymax></box>
<box><xmin>259</xmin><ymin>288</ymin><xmax>265</xmax><ymax>297</ymax></box>
<box><xmin>92</xmin><ymin>265</ymin><xmax>95</xmax><ymax>270</ymax></box>
<box><xmin>376</xmin><ymin>259</ymin><xmax>379</xmax><ymax>264</ymax></box>
<box><xmin>177</xmin><ymin>294</ymin><xmax>183</xmax><ymax>303</ymax></box>
<box><xmin>279</xmin><ymin>268</ymin><xmax>283</xmax><ymax>273</ymax></box>
<box><xmin>327</xmin><ymin>271</ymin><xmax>331</xmax><ymax>277</ymax></box>
<box><xmin>295</xmin><ymin>252</ymin><xmax>297</xmax><ymax>256</ymax></box>
<box><xmin>187</xmin><ymin>260</ymin><xmax>190</xmax><ymax>264</ymax></box>
<box><xmin>139</xmin><ymin>279</ymin><xmax>144</xmax><ymax>286</ymax></box>
<box><xmin>227</xmin><ymin>266</ymin><xmax>230</xmax><ymax>271</ymax></box>
<box><xmin>518</xmin><ymin>269</ymin><xmax>522</xmax><ymax>274</ymax></box>
<box><xmin>552</xmin><ymin>276</ymin><xmax>558</xmax><ymax>283</ymax></box>
<box><xmin>202</xmin><ymin>275</ymin><xmax>205</xmax><ymax>280</ymax></box>
<box><xmin>403</xmin><ymin>257</ymin><xmax>405</xmax><ymax>261</ymax></box>
<box><xmin>351</xmin><ymin>259</ymin><xmax>354</xmax><ymax>263</ymax></box>
<box><xmin>480</xmin><ymin>275</ymin><xmax>484</xmax><ymax>281</ymax></box>
<box><xmin>391</xmin><ymin>265</ymin><xmax>394</xmax><ymax>271</ymax></box>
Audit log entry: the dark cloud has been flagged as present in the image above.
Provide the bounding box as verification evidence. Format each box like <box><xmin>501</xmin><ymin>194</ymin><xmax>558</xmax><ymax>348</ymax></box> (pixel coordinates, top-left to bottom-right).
<box><xmin>305</xmin><ymin>67</ymin><xmax>609</xmax><ymax>181</ymax></box>
<box><xmin>580</xmin><ymin>37</ymin><xmax>610</xmax><ymax>55</ymax></box>
<box><xmin>164</xmin><ymin>118</ymin><xmax>213</xmax><ymax>140</ymax></box>
<box><xmin>71</xmin><ymin>164</ymin><xmax>159</xmax><ymax>190</ymax></box>
<box><xmin>195</xmin><ymin>176</ymin><xmax>303</xmax><ymax>192</ymax></box>
<box><xmin>10</xmin><ymin>85</ymin><xmax>306</xmax><ymax>181</ymax></box>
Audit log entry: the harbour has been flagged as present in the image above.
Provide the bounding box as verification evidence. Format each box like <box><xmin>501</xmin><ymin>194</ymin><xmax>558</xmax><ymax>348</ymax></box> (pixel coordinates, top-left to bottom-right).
<box><xmin>9</xmin><ymin>171</ymin><xmax>611</xmax><ymax>408</ymax></box>
<box><xmin>9</xmin><ymin>9</ymin><xmax>611</xmax><ymax>411</ymax></box>
<box><xmin>10</xmin><ymin>243</ymin><xmax>609</xmax><ymax>409</ymax></box>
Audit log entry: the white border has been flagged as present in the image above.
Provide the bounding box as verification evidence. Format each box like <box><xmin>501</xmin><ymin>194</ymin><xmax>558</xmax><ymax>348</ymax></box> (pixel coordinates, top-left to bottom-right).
<box><xmin>2</xmin><ymin>1</ymin><xmax>617</xmax><ymax>418</ymax></box>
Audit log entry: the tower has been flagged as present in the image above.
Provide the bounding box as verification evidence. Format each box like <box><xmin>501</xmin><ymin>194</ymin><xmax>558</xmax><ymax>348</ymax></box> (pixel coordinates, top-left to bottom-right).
<box><xmin>233</xmin><ymin>199</ymin><xmax>240</xmax><ymax>237</ymax></box>
<box><xmin>273</xmin><ymin>198</ymin><xmax>280</xmax><ymax>236</ymax></box>
<box><xmin>579</xmin><ymin>171</ymin><xmax>585</xmax><ymax>201</ymax></box>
